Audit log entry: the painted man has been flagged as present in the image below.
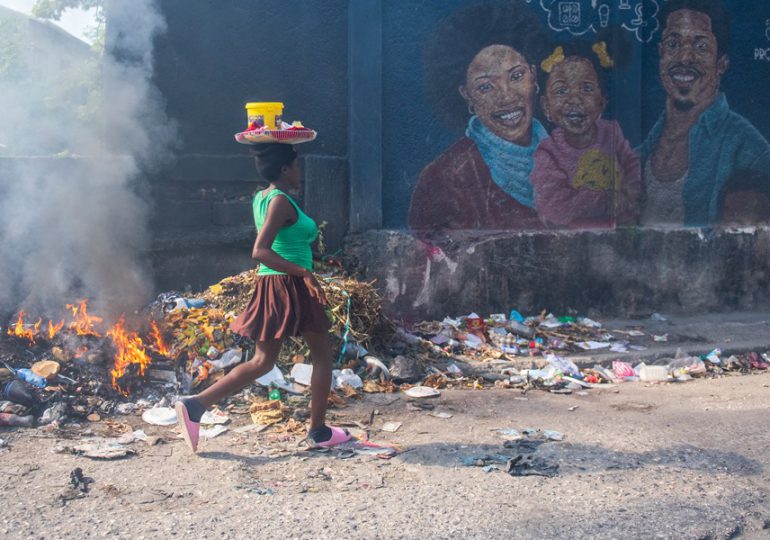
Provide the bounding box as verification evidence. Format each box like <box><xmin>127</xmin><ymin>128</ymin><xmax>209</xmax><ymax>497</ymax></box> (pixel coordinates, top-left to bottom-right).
<box><xmin>639</xmin><ymin>0</ymin><xmax>770</xmax><ymax>226</ymax></box>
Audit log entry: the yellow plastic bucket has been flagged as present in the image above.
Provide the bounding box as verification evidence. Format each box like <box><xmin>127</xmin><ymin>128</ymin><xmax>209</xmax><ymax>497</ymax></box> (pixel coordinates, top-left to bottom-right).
<box><xmin>245</xmin><ymin>102</ymin><xmax>284</xmax><ymax>129</ymax></box>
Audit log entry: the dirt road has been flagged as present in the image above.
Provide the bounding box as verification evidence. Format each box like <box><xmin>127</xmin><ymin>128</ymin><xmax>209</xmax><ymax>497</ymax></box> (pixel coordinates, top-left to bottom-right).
<box><xmin>1</xmin><ymin>373</ymin><xmax>769</xmax><ymax>540</ymax></box>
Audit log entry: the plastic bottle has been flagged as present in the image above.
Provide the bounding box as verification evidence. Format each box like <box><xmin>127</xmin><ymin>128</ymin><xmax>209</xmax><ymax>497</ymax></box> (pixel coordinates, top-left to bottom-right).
<box><xmin>268</xmin><ymin>386</ymin><xmax>282</xmax><ymax>401</ymax></box>
<box><xmin>2</xmin><ymin>381</ymin><xmax>38</xmax><ymax>408</ymax></box>
<box><xmin>508</xmin><ymin>321</ymin><xmax>534</xmax><ymax>339</ymax></box>
<box><xmin>0</xmin><ymin>413</ymin><xmax>35</xmax><ymax>427</ymax></box>
<box><xmin>16</xmin><ymin>369</ymin><xmax>47</xmax><ymax>388</ymax></box>
<box><xmin>639</xmin><ymin>365</ymin><xmax>669</xmax><ymax>382</ymax></box>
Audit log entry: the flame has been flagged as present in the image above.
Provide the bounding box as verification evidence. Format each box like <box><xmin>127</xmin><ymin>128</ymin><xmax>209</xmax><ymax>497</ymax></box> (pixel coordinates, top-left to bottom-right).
<box><xmin>149</xmin><ymin>320</ymin><xmax>170</xmax><ymax>356</ymax></box>
<box><xmin>48</xmin><ymin>319</ymin><xmax>65</xmax><ymax>340</ymax></box>
<box><xmin>66</xmin><ymin>300</ymin><xmax>103</xmax><ymax>337</ymax></box>
<box><xmin>6</xmin><ymin>311</ymin><xmax>39</xmax><ymax>343</ymax></box>
<box><xmin>108</xmin><ymin>316</ymin><xmax>151</xmax><ymax>396</ymax></box>
<box><xmin>74</xmin><ymin>345</ymin><xmax>89</xmax><ymax>359</ymax></box>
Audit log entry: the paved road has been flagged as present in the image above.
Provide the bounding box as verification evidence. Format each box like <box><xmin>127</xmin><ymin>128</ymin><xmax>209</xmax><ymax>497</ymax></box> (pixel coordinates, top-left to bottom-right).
<box><xmin>1</xmin><ymin>373</ymin><xmax>769</xmax><ymax>539</ymax></box>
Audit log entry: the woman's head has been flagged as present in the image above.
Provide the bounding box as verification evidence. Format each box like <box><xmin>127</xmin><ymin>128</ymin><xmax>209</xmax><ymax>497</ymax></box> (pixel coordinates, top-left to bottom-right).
<box><xmin>539</xmin><ymin>29</ymin><xmax>631</xmax><ymax>147</ymax></box>
<box><xmin>250</xmin><ymin>143</ymin><xmax>300</xmax><ymax>188</ymax></box>
<box><xmin>424</xmin><ymin>2</ymin><xmax>550</xmax><ymax>144</ymax></box>
<box><xmin>460</xmin><ymin>44</ymin><xmax>538</xmax><ymax>145</ymax></box>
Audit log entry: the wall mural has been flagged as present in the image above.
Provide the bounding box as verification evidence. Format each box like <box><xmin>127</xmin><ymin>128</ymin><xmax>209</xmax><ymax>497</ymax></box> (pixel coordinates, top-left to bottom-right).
<box><xmin>406</xmin><ymin>0</ymin><xmax>770</xmax><ymax>233</ymax></box>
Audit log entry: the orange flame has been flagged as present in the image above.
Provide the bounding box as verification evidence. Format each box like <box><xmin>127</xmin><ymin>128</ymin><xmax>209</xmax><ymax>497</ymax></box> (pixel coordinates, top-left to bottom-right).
<box><xmin>66</xmin><ymin>300</ymin><xmax>103</xmax><ymax>337</ymax></box>
<box><xmin>48</xmin><ymin>319</ymin><xmax>65</xmax><ymax>340</ymax></box>
<box><xmin>149</xmin><ymin>320</ymin><xmax>170</xmax><ymax>356</ymax></box>
<box><xmin>74</xmin><ymin>345</ymin><xmax>89</xmax><ymax>359</ymax></box>
<box><xmin>6</xmin><ymin>312</ymin><xmax>40</xmax><ymax>344</ymax></box>
<box><xmin>108</xmin><ymin>316</ymin><xmax>151</xmax><ymax>396</ymax></box>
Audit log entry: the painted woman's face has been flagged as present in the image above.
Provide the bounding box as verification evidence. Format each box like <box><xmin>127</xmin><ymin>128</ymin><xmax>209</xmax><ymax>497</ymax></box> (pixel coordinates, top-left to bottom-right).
<box><xmin>460</xmin><ymin>45</ymin><xmax>537</xmax><ymax>146</ymax></box>
<box><xmin>542</xmin><ymin>57</ymin><xmax>606</xmax><ymax>148</ymax></box>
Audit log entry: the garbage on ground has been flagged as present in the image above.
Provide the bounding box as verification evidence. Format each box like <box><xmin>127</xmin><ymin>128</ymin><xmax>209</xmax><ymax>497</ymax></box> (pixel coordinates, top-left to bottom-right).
<box><xmin>638</xmin><ymin>364</ymin><xmax>669</xmax><ymax>382</ymax></box>
<box><xmin>389</xmin><ymin>355</ymin><xmax>421</xmax><ymax>383</ymax></box>
<box><xmin>0</xmin><ymin>413</ymin><xmax>34</xmax><ymax>427</ymax></box>
<box><xmin>250</xmin><ymin>398</ymin><xmax>287</xmax><ymax>426</ymax></box>
<box><xmin>403</xmin><ymin>386</ymin><xmax>441</xmax><ymax>399</ymax></box>
<box><xmin>465</xmin><ymin>426</ymin><xmax>565</xmax><ymax>477</ymax></box>
<box><xmin>506</xmin><ymin>454</ymin><xmax>559</xmax><ymax>477</ymax></box>
<box><xmin>2</xmin><ymin>262</ymin><xmax>769</xmax><ymax>439</ymax></box>
<box><xmin>335</xmin><ymin>369</ymin><xmax>363</xmax><ymax>389</ymax></box>
<box><xmin>55</xmin><ymin>438</ymin><xmax>137</xmax><ymax>460</ymax></box>
<box><xmin>200</xmin><ymin>409</ymin><xmax>229</xmax><ymax>425</ymax></box>
<box><xmin>141</xmin><ymin>407</ymin><xmax>177</xmax><ymax>426</ymax></box>
<box><xmin>291</xmin><ymin>363</ymin><xmax>313</xmax><ymax>386</ymax></box>
<box><xmin>381</xmin><ymin>421</ymin><xmax>402</xmax><ymax>433</ymax></box>
<box><xmin>327</xmin><ymin>439</ymin><xmax>399</xmax><ymax>459</ymax></box>
<box><xmin>199</xmin><ymin>425</ymin><xmax>228</xmax><ymax>439</ymax></box>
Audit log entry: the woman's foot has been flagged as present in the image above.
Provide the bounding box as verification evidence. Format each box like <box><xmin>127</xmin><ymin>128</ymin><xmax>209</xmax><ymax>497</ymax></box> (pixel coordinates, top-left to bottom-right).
<box><xmin>307</xmin><ymin>425</ymin><xmax>353</xmax><ymax>448</ymax></box>
<box><xmin>175</xmin><ymin>399</ymin><xmax>202</xmax><ymax>453</ymax></box>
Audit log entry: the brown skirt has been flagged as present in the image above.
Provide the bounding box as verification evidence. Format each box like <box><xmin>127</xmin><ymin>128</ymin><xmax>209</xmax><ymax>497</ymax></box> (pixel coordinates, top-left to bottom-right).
<box><xmin>229</xmin><ymin>274</ymin><xmax>331</xmax><ymax>341</ymax></box>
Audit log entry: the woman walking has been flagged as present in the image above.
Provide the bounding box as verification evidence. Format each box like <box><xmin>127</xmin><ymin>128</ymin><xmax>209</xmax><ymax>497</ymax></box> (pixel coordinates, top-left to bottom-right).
<box><xmin>175</xmin><ymin>142</ymin><xmax>351</xmax><ymax>453</ymax></box>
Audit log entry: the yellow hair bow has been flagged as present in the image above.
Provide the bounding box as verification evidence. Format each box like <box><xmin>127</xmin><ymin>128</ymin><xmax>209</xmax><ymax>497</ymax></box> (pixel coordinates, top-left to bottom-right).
<box><xmin>541</xmin><ymin>46</ymin><xmax>565</xmax><ymax>73</ymax></box>
<box><xmin>592</xmin><ymin>41</ymin><xmax>614</xmax><ymax>68</ymax></box>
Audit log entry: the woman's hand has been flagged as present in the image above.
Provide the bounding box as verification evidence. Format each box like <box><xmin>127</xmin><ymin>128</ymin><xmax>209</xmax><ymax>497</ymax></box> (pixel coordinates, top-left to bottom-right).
<box><xmin>302</xmin><ymin>271</ymin><xmax>328</xmax><ymax>306</ymax></box>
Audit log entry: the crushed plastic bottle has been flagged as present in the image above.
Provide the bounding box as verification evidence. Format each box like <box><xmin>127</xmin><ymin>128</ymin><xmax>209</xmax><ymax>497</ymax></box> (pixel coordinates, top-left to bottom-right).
<box><xmin>2</xmin><ymin>381</ymin><xmax>38</xmax><ymax>408</ymax></box>
<box><xmin>15</xmin><ymin>369</ymin><xmax>46</xmax><ymax>389</ymax></box>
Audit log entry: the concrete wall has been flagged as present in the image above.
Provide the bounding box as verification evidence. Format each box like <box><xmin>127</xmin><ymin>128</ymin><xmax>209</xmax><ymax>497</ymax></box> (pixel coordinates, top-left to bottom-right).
<box><xmin>148</xmin><ymin>0</ymin><xmax>770</xmax><ymax>317</ymax></box>
<box><xmin>147</xmin><ymin>0</ymin><xmax>352</xmax><ymax>289</ymax></box>
<box><xmin>345</xmin><ymin>227</ymin><xmax>770</xmax><ymax>319</ymax></box>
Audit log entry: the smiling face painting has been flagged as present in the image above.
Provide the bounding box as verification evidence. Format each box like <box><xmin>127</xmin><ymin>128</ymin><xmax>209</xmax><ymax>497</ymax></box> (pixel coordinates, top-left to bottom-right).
<box><xmin>460</xmin><ymin>44</ymin><xmax>538</xmax><ymax>146</ymax></box>
<box><xmin>541</xmin><ymin>57</ymin><xmax>607</xmax><ymax>149</ymax></box>
<box><xmin>659</xmin><ymin>8</ymin><xmax>728</xmax><ymax>112</ymax></box>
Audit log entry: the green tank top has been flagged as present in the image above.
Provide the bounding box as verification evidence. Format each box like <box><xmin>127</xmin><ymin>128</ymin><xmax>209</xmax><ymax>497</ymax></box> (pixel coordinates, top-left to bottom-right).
<box><xmin>253</xmin><ymin>189</ymin><xmax>318</xmax><ymax>276</ymax></box>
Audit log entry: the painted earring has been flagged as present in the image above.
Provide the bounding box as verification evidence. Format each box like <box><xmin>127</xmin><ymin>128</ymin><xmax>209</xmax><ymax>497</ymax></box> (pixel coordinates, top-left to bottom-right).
<box><xmin>535</xmin><ymin>83</ymin><xmax>541</xmax><ymax>94</ymax></box>
<box><xmin>467</xmin><ymin>103</ymin><xmax>476</xmax><ymax>115</ymax></box>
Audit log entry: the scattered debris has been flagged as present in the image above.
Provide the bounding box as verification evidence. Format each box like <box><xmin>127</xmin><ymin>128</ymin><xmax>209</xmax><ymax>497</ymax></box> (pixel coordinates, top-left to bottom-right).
<box><xmin>199</xmin><ymin>425</ymin><xmax>228</xmax><ymax>439</ymax></box>
<box><xmin>141</xmin><ymin>407</ymin><xmax>177</xmax><ymax>426</ymax></box>
<box><xmin>55</xmin><ymin>439</ymin><xmax>136</xmax><ymax>460</ymax></box>
<box><xmin>381</xmin><ymin>421</ymin><xmax>402</xmax><ymax>433</ymax></box>
<box><xmin>404</xmin><ymin>386</ymin><xmax>440</xmax><ymax>399</ymax></box>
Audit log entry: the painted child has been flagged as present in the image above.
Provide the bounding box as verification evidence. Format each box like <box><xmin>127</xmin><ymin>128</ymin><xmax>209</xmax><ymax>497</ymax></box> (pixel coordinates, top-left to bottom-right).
<box><xmin>532</xmin><ymin>37</ymin><xmax>641</xmax><ymax>228</ymax></box>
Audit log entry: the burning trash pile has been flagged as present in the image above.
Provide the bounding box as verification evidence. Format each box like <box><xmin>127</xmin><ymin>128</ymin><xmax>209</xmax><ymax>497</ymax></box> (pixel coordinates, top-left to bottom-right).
<box><xmin>1</xmin><ymin>300</ymin><xmax>172</xmax><ymax>428</ymax></box>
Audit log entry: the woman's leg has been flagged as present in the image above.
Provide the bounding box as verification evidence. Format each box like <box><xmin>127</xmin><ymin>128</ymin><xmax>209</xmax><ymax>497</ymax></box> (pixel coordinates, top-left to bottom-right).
<box><xmin>194</xmin><ymin>338</ymin><xmax>283</xmax><ymax>410</ymax></box>
<box><xmin>301</xmin><ymin>330</ymin><xmax>334</xmax><ymax>431</ymax></box>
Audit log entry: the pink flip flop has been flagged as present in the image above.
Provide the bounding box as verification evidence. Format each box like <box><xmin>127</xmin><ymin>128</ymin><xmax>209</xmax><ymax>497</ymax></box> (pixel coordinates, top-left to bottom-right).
<box><xmin>309</xmin><ymin>426</ymin><xmax>353</xmax><ymax>449</ymax></box>
<box><xmin>175</xmin><ymin>401</ymin><xmax>200</xmax><ymax>453</ymax></box>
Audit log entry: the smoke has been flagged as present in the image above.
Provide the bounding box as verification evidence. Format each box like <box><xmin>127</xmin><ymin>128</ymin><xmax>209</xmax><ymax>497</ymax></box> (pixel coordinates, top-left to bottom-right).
<box><xmin>0</xmin><ymin>0</ymin><xmax>175</xmax><ymax>319</ymax></box>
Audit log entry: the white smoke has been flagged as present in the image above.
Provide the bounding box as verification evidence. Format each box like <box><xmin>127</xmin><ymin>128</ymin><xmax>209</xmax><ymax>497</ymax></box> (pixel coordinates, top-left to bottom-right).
<box><xmin>0</xmin><ymin>0</ymin><xmax>175</xmax><ymax>319</ymax></box>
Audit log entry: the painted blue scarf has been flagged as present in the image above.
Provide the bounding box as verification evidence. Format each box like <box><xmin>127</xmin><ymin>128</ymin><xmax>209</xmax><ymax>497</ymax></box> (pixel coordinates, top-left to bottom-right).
<box><xmin>466</xmin><ymin>116</ymin><xmax>547</xmax><ymax>209</ymax></box>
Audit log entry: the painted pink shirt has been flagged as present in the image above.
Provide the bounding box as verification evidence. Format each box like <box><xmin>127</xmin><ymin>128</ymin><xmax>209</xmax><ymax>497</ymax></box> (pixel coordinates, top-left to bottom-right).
<box><xmin>532</xmin><ymin>119</ymin><xmax>641</xmax><ymax>228</ymax></box>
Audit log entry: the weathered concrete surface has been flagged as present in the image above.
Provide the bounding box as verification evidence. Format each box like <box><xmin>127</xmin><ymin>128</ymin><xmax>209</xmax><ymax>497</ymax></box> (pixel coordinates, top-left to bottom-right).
<box><xmin>149</xmin><ymin>225</ymin><xmax>253</xmax><ymax>294</ymax></box>
<box><xmin>345</xmin><ymin>228</ymin><xmax>770</xmax><ymax>319</ymax></box>
<box><xmin>1</xmin><ymin>375</ymin><xmax>769</xmax><ymax>539</ymax></box>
